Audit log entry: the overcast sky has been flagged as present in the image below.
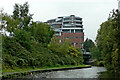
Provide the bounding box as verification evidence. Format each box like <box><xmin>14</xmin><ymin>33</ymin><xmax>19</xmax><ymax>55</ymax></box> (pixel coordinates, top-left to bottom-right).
<box><xmin>0</xmin><ymin>0</ymin><xmax>118</xmax><ymax>41</ymax></box>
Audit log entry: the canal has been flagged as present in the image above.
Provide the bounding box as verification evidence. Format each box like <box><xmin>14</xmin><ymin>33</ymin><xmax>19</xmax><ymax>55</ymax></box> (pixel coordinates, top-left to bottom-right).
<box><xmin>25</xmin><ymin>66</ymin><xmax>107</xmax><ymax>78</ymax></box>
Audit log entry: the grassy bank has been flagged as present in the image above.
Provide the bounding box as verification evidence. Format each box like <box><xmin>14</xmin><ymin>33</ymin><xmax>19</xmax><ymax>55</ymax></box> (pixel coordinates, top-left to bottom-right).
<box><xmin>3</xmin><ymin>64</ymin><xmax>91</xmax><ymax>74</ymax></box>
<box><xmin>2</xmin><ymin>65</ymin><xmax>91</xmax><ymax>79</ymax></box>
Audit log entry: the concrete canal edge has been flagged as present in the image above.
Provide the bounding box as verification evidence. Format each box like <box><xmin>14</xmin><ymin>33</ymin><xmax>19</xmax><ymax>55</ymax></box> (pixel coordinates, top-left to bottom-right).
<box><xmin>2</xmin><ymin>65</ymin><xmax>91</xmax><ymax>78</ymax></box>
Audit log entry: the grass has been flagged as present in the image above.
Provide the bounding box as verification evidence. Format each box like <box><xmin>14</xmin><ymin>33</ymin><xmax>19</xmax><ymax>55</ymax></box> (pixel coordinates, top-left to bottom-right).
<box><xmin>3</xmin><ymin>64</ymin><xmax>91</xmax><ymax>74</ymax></box>
<box><xmin>0</xmin><ymin>66</ymin><xmax>2</xmax><ymax>74</ymax></box>
<box><xmin>0</xmin><ymin>67</ymin><xmax>2</xmax><ymax>78</ymax></box>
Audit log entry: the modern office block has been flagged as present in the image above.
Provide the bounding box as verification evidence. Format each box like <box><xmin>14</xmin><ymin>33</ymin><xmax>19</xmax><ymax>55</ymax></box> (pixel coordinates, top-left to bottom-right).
<box><xmin>46</xmin><ymin>15</ymin><xmax>84</xmax><ymax>48</ymax></box>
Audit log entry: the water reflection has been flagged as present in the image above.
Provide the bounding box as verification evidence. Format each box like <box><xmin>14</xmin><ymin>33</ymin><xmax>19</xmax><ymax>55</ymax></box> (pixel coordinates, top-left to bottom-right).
<box><xmin>25</xmin><ymin>66</ymin><xmax>106</xmax><ymax>78</ymax></box>
<box><xmin>98</xmin><ymin>71</ymin><xmax>120</xmax><ymax>79</ymax></box>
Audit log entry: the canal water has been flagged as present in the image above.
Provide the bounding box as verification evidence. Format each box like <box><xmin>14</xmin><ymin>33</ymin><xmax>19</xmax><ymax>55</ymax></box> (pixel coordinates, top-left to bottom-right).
<box><xmin>25</xmin><ymin>66</ymin><xmax>107</xmax><ymax>78</ymax></box>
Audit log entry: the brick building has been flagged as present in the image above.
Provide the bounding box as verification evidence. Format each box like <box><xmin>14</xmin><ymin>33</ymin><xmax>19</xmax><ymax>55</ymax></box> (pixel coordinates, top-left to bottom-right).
<box><xmin>46</xmin><ymin>15</ymin><xmax>84</xmax><ymax>48</ymax></box>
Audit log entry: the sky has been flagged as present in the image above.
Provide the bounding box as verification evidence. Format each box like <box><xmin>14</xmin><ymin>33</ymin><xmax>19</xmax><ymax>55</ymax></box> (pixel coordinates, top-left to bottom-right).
<box><xmin>0</xmin><ymin>0</ymin><xmax>118</xmax><ymax>42</ymax></box>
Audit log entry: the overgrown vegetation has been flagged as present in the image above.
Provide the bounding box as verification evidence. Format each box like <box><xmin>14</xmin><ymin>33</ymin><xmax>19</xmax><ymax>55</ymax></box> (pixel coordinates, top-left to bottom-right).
<box><xmin>91</xmin><ymin>9</ymin><xmax>120</xmax><ymax>72</ymax></box>
<box><xmin>83</xmin><ymin>38</ymin><xmax>94</xmax><ymax>52</ymax></box>
<box><xmin>0</xmin><ymin>33</ymin><xmax>2</xmax><ymax>76</ymax></box>
<box><xmin>0</xmin><ymin>2</ymin><xmax>84</xmax><ymax>72</ymax></box>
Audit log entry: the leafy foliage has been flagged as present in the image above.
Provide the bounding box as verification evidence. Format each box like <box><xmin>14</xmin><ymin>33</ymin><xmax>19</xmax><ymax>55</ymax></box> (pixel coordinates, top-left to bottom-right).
<box><xmin>83</xmin><ymin>38</ymin><xmax>94</xmax><ymax>52</ymax></box>
<box><xmin>1</xmin><ymin>2</ymin><xmax>83</xmax><ymax>71</ymax></box>
<box><xmin>13</xmin><ymin>2</ymin><xmax>33</xmax><ymax>30</ymax></box>
<box><xmin>30</xmin><ymin>22</ymin><xmax>54</xmax><ymax>45</ymax></box>
<box><xmin>95</xmin><ymin>9</ymin><xmax>120</xmax><ymax>72</ymax></box>
<box><xmin>14</xmin><ymin>29</ymin><xmax>32</xmax><ymax>51</ymax></box>
<box><xmin>90</xmin><ymin>45</ymin><xmax>101</xmax><ymax>60</ymax></box>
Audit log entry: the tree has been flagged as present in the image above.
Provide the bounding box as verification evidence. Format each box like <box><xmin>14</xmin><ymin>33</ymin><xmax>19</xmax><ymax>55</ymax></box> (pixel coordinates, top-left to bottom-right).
<box><xmin>13</xmin><ymin>2</ymin><xmax>33</xmax><ymax>30</ymax></box>
<box><xmin>0</xmin><ymin>9</ymin><xmax>16</xmax><ymax>34</ymax></box>
<box><xmin>0</xmin><ymin>33</ymin><xmax>2</xmax><ymax>65</ymax></box>
<box><xmin>2</xmin><ymin>15</ymin><xmax>19</xmax><ymax>33</ymax></box>
<box><xmin>90</xmin><ymin>45</ymin><xmax>101</xmax><ymax>60</ymax></box>
<box><xmin>83</xmin><ymin>38</ymin><xmax>94</xmax><ymax>52</ymax></box>
<box><xmin>48</xmin><ymin>36</ymin><xmax>61</xmax><ymax>53</ymax></box>
<box><xmin>0</xmin><ymin>2</ymin><xmax>33</xmax><ymax>35</ymax></box>
<box><xmin>14</xmin><ymin>29</ymin><xmax>32</xmax><ymax>51</ymax></box>
<box><xmin>30</xmin><ymin>22</ymin><xmax>54</xmax><ymax>45</ymax></box>
<box><xmin>96</xmin><ymin>9</ymin><xmax>120</xmax><ymax>72</ymax></box>
<box><xmin>58</xmin><ymin>39</ymin><xmax>71</xmax><ymax>55</ymax></box>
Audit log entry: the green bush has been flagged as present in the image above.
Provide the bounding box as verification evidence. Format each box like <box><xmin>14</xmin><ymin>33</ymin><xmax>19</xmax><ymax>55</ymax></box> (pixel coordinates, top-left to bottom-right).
<box><xmin>97</xmin><ymin>61</ymin><xmax>105</xmax><ymax>67</ymax></box>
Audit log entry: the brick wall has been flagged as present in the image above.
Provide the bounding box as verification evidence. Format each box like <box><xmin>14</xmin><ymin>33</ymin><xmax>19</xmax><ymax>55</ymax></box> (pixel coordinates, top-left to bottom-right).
<box><xmin>57</xmin><ymin>32</ymin><xmax>84</xmax><ymax>48</ymax></box>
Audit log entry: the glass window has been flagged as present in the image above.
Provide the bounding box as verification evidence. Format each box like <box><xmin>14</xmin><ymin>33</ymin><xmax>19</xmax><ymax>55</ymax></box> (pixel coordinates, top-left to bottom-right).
<box><xmin>76</xmin><ymin>22</ymin><xmax>81</xmax><ymax>24</ymax></box>
<box><xmin>76</xmin><ymin>18</ymin><xmax>82</xmax><ymax>20</ymax></box>
<box><xmin>80</xmin><ymin>43</ymin><xmax>82</xmax><ymax>45</ymax></box>
<box><xmin>64</xmin><ymin>18</ymin><xmax>69</xmax><ymax>20</ymax></box>
<box><xmin>71</xmin><ymin>36</ymin><xmax>74</xmax><ymax>39</ymax></box>
<box><xmin>75</xmin><ymin>29</ymin><xmax>80</xmax><ymax>33</ymax></box>
<box><xmin>81</xmin><ymin>30</ymin><xmax>83</xmax><ymax>32</ymax></box>
<box><xmin>76</xmin><ymin>37</ymin><xmax>78</xmax><ymax>39</ymax></box>
<box><xmin>76</xmin><ymin>25</ymin><xmax>82</xmax><ymax>28</ymax></box>
<box><xmin>80</xmin><ymin>36</ymin><xmax>83</xmax><ymax>39</ymax></box>
<box><xmin>63</xmin><ymin>22</ymin><xmax>69</xmax><ymax>24</ymax></box>
<box><xmin>63</xmin><ymin>26</ymin><xmax>74</xmax><ymax>28</ymax></box>
<box><xmin>72</xmin><ymin>43</ymin><xmax>74</xmax><ymax>45</ymax></box>
<box><xmin>52</xmin><ymin>24</ymin><xmax>58</xmax><ymax>28</ymax></box>
<box><xmin>71</xmin><ymin>29</ymin><xmax>74</xmax><ymax>33</ymax></box>
<box><xmin>62</xmin><ymin>29</ymin><xmax>70</xmax><ymax>33</ymax></box>
<box><xmin>75</xmin><ymin>29</ymin><xmax>83</xmax><ymax>33</ymax></box>
<box><xmin>57</xmin><ymin>20</ymin><xmax>62</xmax><ymax>22</ymax></box>
<box><xmin>76</xmin><ymin>43</ymin><xmax>78</xmax><ymax>45</ymax></box>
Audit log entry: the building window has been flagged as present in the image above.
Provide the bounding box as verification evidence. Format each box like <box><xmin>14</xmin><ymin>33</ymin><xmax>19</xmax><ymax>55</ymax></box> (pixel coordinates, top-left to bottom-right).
<box><xmin>71</xmin><ymin>29</ymin><xmax>74</xmax><ymax>33</ymax></box>
<box><xmin>76</xmin><ymin>43</ymin><xmax>78</xmax><ymax>45</ymax></box>
<box><xmin>63</xmin><ymin>26</ymin><xmax>74</xmax><ymax>28</ymax></box>
<box><xmin>76</xmin><ymin>25</ymin><xmax>82</xmax><ymax>28</ymax></box>
<box><xmin>72</xmin><ymin>43</ymin><xmax>74</xmax><ymax>45</ymax></box>
<box><xmin>80</xmin><ymin>43</ymin><xmax>82</xmax><ymax>45</ymax></box>
<box><xmin>76</xmin><ymin>18</ymin><xmax>82</xmax><ymax>20</ymax></box>
<box><xmin>63</xmin><ymin>22</ymin><xmax>69</xmax><ymax>24</ymax></box>
<box><xmin>80</xmin><ymin>36</ymin><xmax>83</xmax><ymax>39</ymax></box>
<box><xmin>76</xmin><ymin>22</ymin><xmax>81</xmax><ymax>24</ymax></box>
<box><xmin>71</xmin><ymin>36</ymin><xmax>74</xmax><ymax>39</ymax></box>
<box><xmin>76</xmin><ymin>36</ymin><xmax>78</xmax><ymax>39</ymax></box>
<box><xmin>75</xmin><ymin>29</ymin><xmax>80</xmax><ymax>33</ymax></box>
<box><xmin>64</xmin><ymin>18</ymin><xmax>69</xmax><ymax>20</ymax></box>
<box><xmin>62</xmin><ymin>29</ymin><xmax>70</xmax><ymax>33</ymax></box>
<box><xmin>75</xmin><ymin>29</ymin><xmax>82</xmax><ymax>33</ymax></box>
<box><xmin>81</xmin><ymin>30</ymin><xmax>83</xmax><ymax>32</ymax></box>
